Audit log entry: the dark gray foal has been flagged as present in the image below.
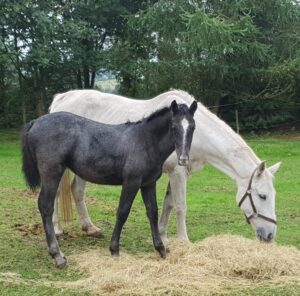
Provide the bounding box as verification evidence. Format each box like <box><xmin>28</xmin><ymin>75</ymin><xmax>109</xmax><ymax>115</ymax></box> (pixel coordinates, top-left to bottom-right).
<box><xmin>22</xmin><ymin>100</ymin><xmax>197</xmax><ymax>268</ymax></box>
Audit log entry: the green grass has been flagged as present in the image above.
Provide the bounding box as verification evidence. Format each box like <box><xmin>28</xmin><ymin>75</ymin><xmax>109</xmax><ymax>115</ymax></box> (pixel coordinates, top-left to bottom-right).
<box><xmin>0</xmin><ymin>129</ymin><xmax>300</xmax><ymax>295</ymax></box>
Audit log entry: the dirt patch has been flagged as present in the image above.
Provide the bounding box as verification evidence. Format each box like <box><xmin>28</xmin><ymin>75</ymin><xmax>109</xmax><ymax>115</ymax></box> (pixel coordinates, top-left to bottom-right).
<box><xmin>0</xmin><ymin>186</ymin><xmax>37</xmax><ymax>199</ymax></box>
<box><xmin>14</xmin><ymin>223</ymin><xmax>43</xmax><ymax>236</ymax></box>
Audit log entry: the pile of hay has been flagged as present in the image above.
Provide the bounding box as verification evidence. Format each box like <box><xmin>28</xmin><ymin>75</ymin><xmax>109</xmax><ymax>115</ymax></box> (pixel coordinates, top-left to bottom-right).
<box><xmin>57</xmin><ymin>235</ymin><xmax>300</xmax><ymax>295</ymax></box>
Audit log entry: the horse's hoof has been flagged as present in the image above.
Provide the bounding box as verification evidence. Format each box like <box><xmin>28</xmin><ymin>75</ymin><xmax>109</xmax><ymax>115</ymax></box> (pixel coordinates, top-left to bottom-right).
<box><xmin>87</xmin><ymin>229</ymin><xmax>104</xmax><ymax>238</ymax></box>
<box><xmin>55</xmin><ymin>256</ymin><xmax>67</xmax><ymax>269</ymax></box>
<box><xmin>160</xmin><ymin>236</ymin><xmax>169</xmax><ymax>247</ymax></box>
<box><xmin>82</xmin><ymin>225</ymin><xmax>104</xmax><ymax>238</ymax></box>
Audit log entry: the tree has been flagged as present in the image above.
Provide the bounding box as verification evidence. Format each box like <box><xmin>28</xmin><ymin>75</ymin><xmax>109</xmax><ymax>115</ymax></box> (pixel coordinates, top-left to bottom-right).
<box><xmin>114</xmin><ymin>0</ymin><xmax>300</xmax><ymax>129</ymax></box>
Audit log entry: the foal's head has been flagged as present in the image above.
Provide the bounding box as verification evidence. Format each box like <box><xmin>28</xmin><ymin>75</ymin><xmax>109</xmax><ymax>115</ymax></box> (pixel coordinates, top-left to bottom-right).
<box><xmin>237</xmin><ymin>161</ymin><xmax>281</xmax><ymax>242</ymax></box>
<box><xmin>170</xmin><ymin>100</ymin><xmax>197</xmax><ymax>166</ymax></box>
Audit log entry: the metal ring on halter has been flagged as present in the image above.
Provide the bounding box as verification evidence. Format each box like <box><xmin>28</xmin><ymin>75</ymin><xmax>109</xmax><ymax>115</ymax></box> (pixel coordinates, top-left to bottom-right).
<box><xmin>238</xmin><ymin>167</ymin><xmax>277</xmax><ymax>225</ymax></box>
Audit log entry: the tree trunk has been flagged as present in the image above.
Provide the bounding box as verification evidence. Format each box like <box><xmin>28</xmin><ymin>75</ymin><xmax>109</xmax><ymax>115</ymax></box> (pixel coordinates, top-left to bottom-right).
<box><xmin>33</xmin><ymin>66</ymin><xmax>46</xmax><ymax>116</ymax></box>
<box><xmin>14</xmin><ymin>32</ymin><xmax>26</xmax><ymax>124</ymax></box>
<box><xmin>83</xmin><ymin>66</ymin><xmax>90</xmax><ymax>88</ymax></box>
<box><xmin>76</xmin><ymin>70</ymin><xmax>83</xmax><ymax>89</ymax></box>
<box><xmin>91</xmin><ymin>70</ymin><xmax>96</xmax><ymax>88</ymax></box>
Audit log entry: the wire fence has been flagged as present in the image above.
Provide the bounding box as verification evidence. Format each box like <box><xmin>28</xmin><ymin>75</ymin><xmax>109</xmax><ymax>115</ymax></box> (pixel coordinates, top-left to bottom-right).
<box><xmin>204</xmin><ymin>100</ymin><xmax>300</xmax><ymax>131</ymax></box>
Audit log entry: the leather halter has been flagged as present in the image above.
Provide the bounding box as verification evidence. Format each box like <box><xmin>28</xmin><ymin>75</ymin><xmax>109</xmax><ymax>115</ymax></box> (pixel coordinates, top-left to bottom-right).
<box><xmin>238</xmin><ymin>167</ymin><xmax>277</xmax><ymax>225</ymax></box>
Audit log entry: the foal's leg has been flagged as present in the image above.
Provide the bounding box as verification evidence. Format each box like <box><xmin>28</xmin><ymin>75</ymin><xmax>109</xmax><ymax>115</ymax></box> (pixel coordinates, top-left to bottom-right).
<box><xmin>159</xmin><ymin>166</ymin><xmax>189</xmax><ymax>242</ymax></box>
<box><xmin>39</xmin><ymin>168</ymin><xmax>66</xmax><ymax>268</ymax></box>
<box><xmin>109</xmin><ymin>180</ymin><xmax>140</xmax><ymax>256</ymax></box>
<box><xmin>141</xmin><ymin>183</ymin><xmax>166</xmax><ymax>258</ymax></box>
<box><xmin>71</xmin><ymin>176</ymin><xmax>103</xmax><ymax>237</ymax></box>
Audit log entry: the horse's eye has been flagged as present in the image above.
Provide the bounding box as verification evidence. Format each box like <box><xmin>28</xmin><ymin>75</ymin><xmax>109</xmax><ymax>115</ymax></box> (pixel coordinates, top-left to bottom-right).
<box><xmin>259</xmin><ymin>194</ymin><xmax>267</xmax><ymax>200</ymax></box>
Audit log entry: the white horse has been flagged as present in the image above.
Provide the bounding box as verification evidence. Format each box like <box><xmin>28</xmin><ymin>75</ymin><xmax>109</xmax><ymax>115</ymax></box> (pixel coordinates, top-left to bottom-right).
<box><xmin>50</xmin><ymin>89</ymin><xmax>281</xmax><ymax>244</ymax></box>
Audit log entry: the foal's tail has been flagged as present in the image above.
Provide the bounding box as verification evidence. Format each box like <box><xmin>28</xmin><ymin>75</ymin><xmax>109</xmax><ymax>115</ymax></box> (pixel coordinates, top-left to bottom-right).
<box><xmin>22</xmin><ymin>121</ymin><xmax>41</xmax><ymax>191</ymax></box>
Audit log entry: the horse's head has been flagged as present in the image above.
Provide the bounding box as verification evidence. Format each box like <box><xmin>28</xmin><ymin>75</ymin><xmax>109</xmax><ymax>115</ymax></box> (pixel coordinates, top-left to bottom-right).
<box><xmin>237</xmin><ymin>161</ymin><xmax>281</xmax><ymax>242</ymax></box>
<box><xmin>170</xmin><ymin>100</ymin><xmax>197</xmax><ymax>166</ymax></box>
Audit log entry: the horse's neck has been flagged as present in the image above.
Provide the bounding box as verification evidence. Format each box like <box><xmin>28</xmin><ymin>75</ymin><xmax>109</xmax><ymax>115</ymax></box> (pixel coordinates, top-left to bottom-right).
<box><xmin>194</xmin><ymin>109</ymin><xmax>260</xmax><ymax>186</ymax></box>
<box><xmin>143</xmin><ymin>111</ymin><xmax>174</xmax><ymax>163</ymax></box>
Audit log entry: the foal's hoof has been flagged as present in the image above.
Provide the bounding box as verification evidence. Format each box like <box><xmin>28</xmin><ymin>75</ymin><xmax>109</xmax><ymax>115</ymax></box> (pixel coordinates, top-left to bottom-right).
<box><xmin>156</xmin><ymin>246</ymin><xmax>167</xmax><ymax>259</ymax></box>
<box><xmin>159</xmin><ymin>249</ymin><xmax>167</xmax><ymax>259</ymax></box>
<box><xmin>109</xmin><ymin>245</ymin><xmax>119</xmax><ymax>257</ymax></box>
<box><xmin>55</xmin><ymin>233</ymin><xmax>65</xmax><ymax>241</ymax></box>
<box><xmin>55</xmin><ymin>256</ymin><xmax>67</xmax><ymax>269</ymax></box>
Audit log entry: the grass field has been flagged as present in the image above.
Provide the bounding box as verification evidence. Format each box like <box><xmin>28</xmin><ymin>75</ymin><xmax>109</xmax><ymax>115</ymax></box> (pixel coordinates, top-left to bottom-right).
<box><xmin>0</xmin><ymin>129</ymin><xmax>299</xmax><ymax>295</ymax></box>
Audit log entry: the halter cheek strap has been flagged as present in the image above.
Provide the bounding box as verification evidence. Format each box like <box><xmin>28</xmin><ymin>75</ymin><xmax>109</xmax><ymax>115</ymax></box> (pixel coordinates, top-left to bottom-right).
<box><xmin>238</xmin><ymin>168</ymin><xmax>277</xmax><ymax>225</ymax></box>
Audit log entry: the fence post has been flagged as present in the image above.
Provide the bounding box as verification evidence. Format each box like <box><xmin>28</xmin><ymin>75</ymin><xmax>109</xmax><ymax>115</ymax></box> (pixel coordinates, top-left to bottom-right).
<box><xmin>235</xmin><ymin>108</ymin><xmax>240</xmax><ymax>134</ymax></box>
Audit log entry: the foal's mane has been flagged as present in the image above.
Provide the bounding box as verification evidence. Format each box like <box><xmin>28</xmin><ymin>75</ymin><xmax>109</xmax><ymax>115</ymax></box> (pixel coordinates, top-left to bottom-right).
<box><xmin>125</xmin><ymin>106</ymin><xmax>171</xmax><ymax>125</ymax></box>
<box><xmin>126</xmin><ymin>103</ymin><xmax>190</xmax><ymax>125</ymax></box>
<box><xmin>146</xmin><ymin>106</ymin><xmax>171</xmax><ymax>122</ymax></box>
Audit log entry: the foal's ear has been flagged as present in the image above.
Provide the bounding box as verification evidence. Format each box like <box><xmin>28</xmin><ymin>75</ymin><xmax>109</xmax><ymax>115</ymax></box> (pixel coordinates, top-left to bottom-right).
<box><xmin>171</xmin><ymin>100</ymin><xmax>178</xmax><ymax>114</ymax></box>
<box><xmin>189</xmin><ymin>100</ymin><xmax>198</xmax><ymax>115</ymax></box>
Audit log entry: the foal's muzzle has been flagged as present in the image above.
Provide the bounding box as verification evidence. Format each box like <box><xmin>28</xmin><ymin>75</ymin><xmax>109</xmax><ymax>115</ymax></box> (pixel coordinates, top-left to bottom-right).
<box><xmin>178</xmin><ymin>156</ymin><xmax>189</xmax><ymax>166</ymax></box>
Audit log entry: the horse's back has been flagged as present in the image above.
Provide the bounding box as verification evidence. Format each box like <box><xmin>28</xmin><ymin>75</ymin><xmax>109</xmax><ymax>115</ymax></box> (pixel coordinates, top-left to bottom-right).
<box><xmin>49</xmin><ymin>89</ymin><xmax>196</xmax><ymax>124</ymax></box>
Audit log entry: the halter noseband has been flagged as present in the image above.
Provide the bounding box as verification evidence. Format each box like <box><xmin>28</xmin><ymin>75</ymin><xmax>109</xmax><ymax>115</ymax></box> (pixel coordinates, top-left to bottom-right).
<box><xmin>238</xmin><ymin>167</ymin><xmax>277</xmax><ymax>225</ymax></box>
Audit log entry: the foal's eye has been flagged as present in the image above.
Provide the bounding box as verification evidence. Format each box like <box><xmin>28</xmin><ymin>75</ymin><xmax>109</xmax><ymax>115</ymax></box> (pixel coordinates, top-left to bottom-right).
<box><xmin>259</xmin><ymin>194</ymin><xmax>267</xmax><ymax>200</ymax></box>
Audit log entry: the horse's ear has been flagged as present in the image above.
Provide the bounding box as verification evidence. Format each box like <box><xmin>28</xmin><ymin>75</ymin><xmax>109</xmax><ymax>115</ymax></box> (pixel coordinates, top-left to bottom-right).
<box><xmin>171</xmin><ymin>100</ymin><xmax>178</xmax><ymax>114</ymax></box>
<box><xmin>189</xmin><ymin>101</ymin><xmax>198</xmax><ymax>115</ymax></box>
<box><xmin>268</xmin><ymin>162</ymin><xmax>281</xmax><ymax>175</ymax></box>
<box><xmin>257</xmin><ymin>161</ymin><xmax>266</xmax><ymax>176</ymax></box>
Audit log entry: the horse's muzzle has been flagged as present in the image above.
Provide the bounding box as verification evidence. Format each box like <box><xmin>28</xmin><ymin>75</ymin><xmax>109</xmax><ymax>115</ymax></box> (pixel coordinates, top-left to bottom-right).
<box><xmin>256</xmin><ymin>227</ymin><xmax>274</xmax><ymax>243</ymax></box>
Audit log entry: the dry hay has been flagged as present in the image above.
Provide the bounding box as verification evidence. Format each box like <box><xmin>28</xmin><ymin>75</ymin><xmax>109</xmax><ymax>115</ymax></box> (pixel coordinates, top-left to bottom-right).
<box><xmin>1</xmin><ymin>235</ymin><xmax>300</xmax><ymax>295</ymax></box>
<box><xmin>56</xmin><ymin>235</ymin><xmax>300</xmax><ymax>295</ymax></box>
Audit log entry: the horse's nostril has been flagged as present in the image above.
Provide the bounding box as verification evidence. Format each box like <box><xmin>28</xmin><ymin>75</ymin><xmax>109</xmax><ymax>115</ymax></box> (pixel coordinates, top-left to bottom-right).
<box><xmin>179</xmin><ymin>156</ymin><xmax>188</xmax><ymax>161</ymax></box>
<box><xmin>178</xmin><ymin>159</ymin><xmax>187</xmax><ymax>166</ymax></box>
<box><xmin>267</xmin><ymin>233</ymin><xmax>273</xmax><ymax>240</ymax></box>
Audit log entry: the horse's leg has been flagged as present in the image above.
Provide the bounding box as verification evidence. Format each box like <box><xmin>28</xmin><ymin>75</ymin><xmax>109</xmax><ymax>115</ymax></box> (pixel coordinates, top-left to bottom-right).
<box><xmin>109</xmin><ymin>180</ymin><xmax>140</xmax><ymax>256</ymax></box>
<box><xmin>141</xmin><ymin>183</ymin><xmax>166</xmax><ymax>258</ymax></box>
<box><xmin>53</xmin><ymin>186</ymin><xmax>63</xmax><ymax>239</ymax></box>
<box><xmin>159</xmin><ymin>167</ymin><xmax>189</xmax><ymax>242</ymax></box>
<box><xmin>71</xmin><ymin>176</ymin><xmax>103</xmax><ymax>238</ymax></box>
<box><xmin>38</xmin><ymin>167</ymin><xmax>66</xmax><ymax>268</ymax></box>
<box><xmin>158</xmin><ymin>182</ymin><xmax>174</xmax><ymax>245</ymax></box>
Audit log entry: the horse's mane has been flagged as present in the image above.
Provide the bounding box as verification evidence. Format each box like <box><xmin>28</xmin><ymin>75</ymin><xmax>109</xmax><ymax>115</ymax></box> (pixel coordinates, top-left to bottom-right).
<box><xmin>168</xmin><ymin>90</ymin><xmax>260</xmax><ymax>164</ymax></box>
<box><xmin>195</xmin><ymin>102</ymin><xmax>260</xmax><ymax>164</ymax></box>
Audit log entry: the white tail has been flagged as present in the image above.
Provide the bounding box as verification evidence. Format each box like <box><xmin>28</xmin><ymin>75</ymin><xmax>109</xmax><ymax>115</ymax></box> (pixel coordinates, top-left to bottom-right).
<box><xmin>59</xmin><ymin>169</ymin><xmax>73</xmax><ymax>222</ymax></box>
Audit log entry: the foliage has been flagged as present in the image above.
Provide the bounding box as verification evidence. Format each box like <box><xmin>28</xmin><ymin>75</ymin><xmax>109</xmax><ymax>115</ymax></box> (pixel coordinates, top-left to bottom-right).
<box><xmin>114</xmin><ymin>0</ymin><xmax>300</xmax><ymax>130</ymax></box>
<box><xmin>0</xmin><ymin>0</ymin><xmax>300</xmax><ymax>130</ymax></box>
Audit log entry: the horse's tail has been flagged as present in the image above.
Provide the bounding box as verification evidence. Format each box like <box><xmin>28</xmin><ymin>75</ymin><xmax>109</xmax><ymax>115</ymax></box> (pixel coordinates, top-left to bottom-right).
<box><xmin>22</xmin><ymin>121</ymin><xmax>41</xmax><ymax>191</ymax></box>
<box><xmin>59</xmin><ymin>169</ymin><xmax>73</xmax><ymax>222</ymax></box>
